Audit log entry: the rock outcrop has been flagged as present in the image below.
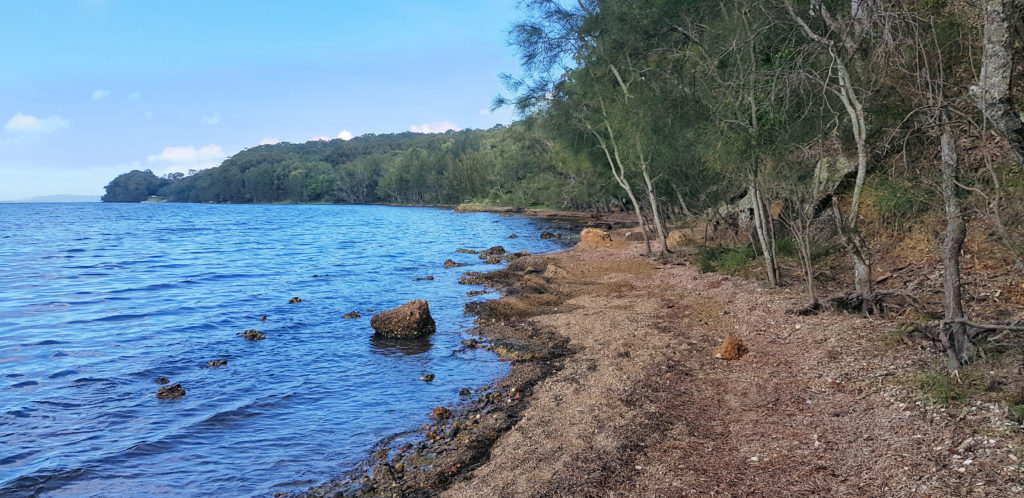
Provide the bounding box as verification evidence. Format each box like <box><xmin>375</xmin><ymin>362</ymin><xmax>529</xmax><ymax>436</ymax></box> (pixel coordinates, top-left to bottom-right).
<box><xmin>579</xmin><ymin>228</ymin><xmax>612</xmax><ymax>243</ymax></box>
<box><xmin>456</xmin><ymin>248</ymin><xmax>479</xmax><ymax>254</ymax></box>
<box><xmin>342</xmin><ymin>311</ymin><xmax>361</xmax><ymax>319</ymax></box>
<box><xmin>371</xmin><ymin>299</ymin><xmax>436</xmax><ymax>339</ymax></box>
<box><xmin>444</xmin><ymin>259</ymin><xmax>467</xmax><ymax>268</ymax></box>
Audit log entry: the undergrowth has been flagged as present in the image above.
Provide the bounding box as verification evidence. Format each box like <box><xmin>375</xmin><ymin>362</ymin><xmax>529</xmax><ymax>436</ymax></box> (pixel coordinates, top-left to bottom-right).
<box><xmin>695</xmin><ymin>245</ymin><xmax>755</xmax><ymax>274</ymax></box>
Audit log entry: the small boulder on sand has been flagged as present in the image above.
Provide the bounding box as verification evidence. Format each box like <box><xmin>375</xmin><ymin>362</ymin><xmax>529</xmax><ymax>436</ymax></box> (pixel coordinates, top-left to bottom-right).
<box><xmin>342</xmin><ymin>311</ymin><xmax>361</xmax><ymax>319</ymax></box>
<box><xmin>444</xmin><ymin>259</ymin><xmax>466</xmax><ymax>268</ymax></box>
<box><xmin>156</xmin><ymin>383</ymin><xmax>186</xmax><ymax>399</ymax></box>
<box><xmin>370</xmin><ymin>299</ymin><xmax>436</xmax><ymax>339</ymax></box>
<box><xmin>667</xmin><ymin>229</ymin><xmax>690</xmax><ymax>247</ymax></box>
<box><xmin>579</xmin><ymin>228</ymin><xmax>612</xmax><ymax>243</ymax></box>
<box><xmin>714</xmin><ymin>335</ymin><xmax>748</xmax><ymax>360</ymax></box>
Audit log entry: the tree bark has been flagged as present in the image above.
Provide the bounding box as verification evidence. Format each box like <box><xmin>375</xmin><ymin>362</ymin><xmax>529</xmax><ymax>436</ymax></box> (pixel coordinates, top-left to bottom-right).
<box><xmin>940</xmin><ymin>123</ymin><xmax>973</xmax><ymax>368</ymax></box>
<box><xmin>972</xmin><ymin>0</ymin><xmax>1024</xmax><ymax>164</ymax></box>
<box><xmin>750</xmin><ymin>184</ymin><xmax>779</xmax><ymax>286</ymax></box>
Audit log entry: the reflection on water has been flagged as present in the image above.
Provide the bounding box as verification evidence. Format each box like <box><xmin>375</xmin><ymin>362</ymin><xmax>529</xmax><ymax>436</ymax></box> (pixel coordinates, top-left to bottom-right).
<box><xmin>369</xmin><ymin>335</ymin><xmax>433</xmax><ymax>356</ymax></box>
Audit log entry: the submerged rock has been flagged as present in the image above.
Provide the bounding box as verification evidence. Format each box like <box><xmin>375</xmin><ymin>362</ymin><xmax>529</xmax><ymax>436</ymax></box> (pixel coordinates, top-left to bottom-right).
<box><xmin>431</xmin><ymin>406</ymin><xmax>452</xmax><ymax>420</ymax></box>
<box><xmin>714</xmin><ymin>335</ymin><xmax>748</xmax><ymax>360</ymax></box>
<box><xmin>444</xmin><ymin>259</ymin><xmax>467</xmax><ymax>268</ymax></box>
<box><xmin>540</xmin><ymin>231</ymin><xmax>557</xmax><ymax>239</ymax></box>
<box><xmin>421</xmin><ymin>373</ymin><xmax>435</xmax><ymax>382</ymax></box>
<box><xmin>288</xmin><ymin>297</ymin><xmax>302</xmax><ymax>304</ymax></box>
<box><xmin>207</xmin><ymin>359</ymin><xmax>228</xmax><ymax>367</ymax></box>
<box><xmin>459</xmin><ymin>388</ymin><xmax>472</xmax><ymax>396</ymax></box>
<box><xmin>414</xmin><ymin>275</ymin><xmax>435</xmax><ymax>281</ymax></box>
<box><xmin>508</xmin><ymin>234</ymin><xmax>518</xmax><ymax>239</ymax></box>
<box><xmin>156</xmin><ymin>383</ymin><xmax>186</xmax><ymax>399</ymax></box>
<box><xmin>478</xmin><ymin>246</ymin><xmax>507</xmax><ymax>259</ymax></box>
<box><xmin>241</xmin><ymin>329</ymin><xmax>266</xmax><ymax>341</ymax></box>
<box><xmin>258</xmin><ymin>315</ymin><xmax>267</xmax><ymax>322</ymax></box>
<box><xmin>465</xmin><ymin>289</ymin><xmax>489</xmax><ymax>297</ymax></box>
<box><xmin>342</xmin><ymin>311</ymin><xmax>361</xmax><ymax>319</ymax></box>
<box><xmin>370</xmin><ymin>299</ymin><xmax>436</xmax><ymax>339</ymax></box>
<box><xmin>155</xmin><ymin>377</ymin><xmax>169</xmax><ymax>385</ymax></box>
<box><xmin>455</xmin><ymin>248</ymin><xmax>479</xmax><ymax>254</ymax></box>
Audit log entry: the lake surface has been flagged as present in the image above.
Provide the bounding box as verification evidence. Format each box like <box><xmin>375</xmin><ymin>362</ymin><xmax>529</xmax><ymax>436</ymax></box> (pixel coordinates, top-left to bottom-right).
<box><xmin>0</xmin><ymin>203</ymin><xmax>569</xmax><ymax>497</ymax></box>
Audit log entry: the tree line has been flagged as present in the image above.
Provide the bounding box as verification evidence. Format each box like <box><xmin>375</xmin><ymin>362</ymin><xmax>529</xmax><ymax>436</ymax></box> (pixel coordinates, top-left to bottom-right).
<box><xmin>103</xmin><ymin>0</ymin><xmax>1024</xmax><ymax>368</ymax></box>
<box><xmin>102</xmin><ymin>125</ymin><xmax>627</xmax><ymax>210</ymax></box>
<box><xmin>501</xmin><ymin>0</ymin><xmax>1023</xmax><ymax>368</ymax></box>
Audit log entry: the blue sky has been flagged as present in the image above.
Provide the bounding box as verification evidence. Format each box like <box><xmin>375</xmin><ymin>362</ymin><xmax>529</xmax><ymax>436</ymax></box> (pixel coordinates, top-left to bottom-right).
<box><xmin>0</xmin><ymin>0</ymin><xmax>521</xmax><ymax>200</ymax></box>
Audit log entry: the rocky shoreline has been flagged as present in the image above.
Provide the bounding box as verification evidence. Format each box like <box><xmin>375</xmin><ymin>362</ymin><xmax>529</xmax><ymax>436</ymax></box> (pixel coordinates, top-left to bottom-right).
<box><xmin>300</xmin><ymin>251</ymin><xmax>576</xmax><ymax>497</ymax></box>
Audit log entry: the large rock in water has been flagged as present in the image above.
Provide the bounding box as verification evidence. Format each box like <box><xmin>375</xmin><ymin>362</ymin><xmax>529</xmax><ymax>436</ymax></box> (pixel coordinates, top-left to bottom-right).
<box><xmin>370</xmin><ymin>300</ymin><xmax>436</xmax><ymax>339</ymax></box>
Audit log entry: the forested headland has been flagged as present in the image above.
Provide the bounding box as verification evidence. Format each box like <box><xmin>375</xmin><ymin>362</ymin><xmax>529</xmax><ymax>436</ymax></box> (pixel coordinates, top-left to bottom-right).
<box><xmin>101</xmin><ymin>125</ymin><xmax>623</xmax><ymax>210</ymax></box>
<box><xmin>103</xmin><ymin>0</ymin><xmax>1024</xmax><ymax>370</ymax></box>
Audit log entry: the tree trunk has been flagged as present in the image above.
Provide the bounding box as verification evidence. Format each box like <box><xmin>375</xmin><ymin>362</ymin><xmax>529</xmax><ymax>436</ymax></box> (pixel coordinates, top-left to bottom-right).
<box><xmin>973</xmin><ymin>0</ymin><xmax>1024</xmax><ymax>164</ymax></box>
<box><xmin>750</xmin><ymin>184</ymin><xmax>779</xmax><ymax>286</ymax></box>
<box><xmin>940</xmin><ymin>123</ymin><xmax>973</xmax><ymax>368</ymax></box>
<box><xmin>640</xmin><ymin>159</ymin><xmax>670</xmax><ymax>254</ymax></box>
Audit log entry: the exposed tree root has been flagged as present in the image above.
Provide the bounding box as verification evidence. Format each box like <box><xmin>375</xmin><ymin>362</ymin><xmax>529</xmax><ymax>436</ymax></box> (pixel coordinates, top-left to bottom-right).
<box><xmin>794</xmin><ymin>290</ymin><xmax>921</xmax><ymax>316</ymax></box>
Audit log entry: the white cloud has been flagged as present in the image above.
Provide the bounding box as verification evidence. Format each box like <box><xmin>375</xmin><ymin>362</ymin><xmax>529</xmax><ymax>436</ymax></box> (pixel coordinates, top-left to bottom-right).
<box><xmin>259</xmin><ymin>137</ymin><xmax>280</xmax><ymax>145</ymax></box>
<box><xmin>410</xmin><ymin>121</ymin><xmax>460</xmax><ymax>134</ymax></box>
<box><xmin>201</xmin><ymin>112</ymin><xmax>220</xmax><ymax>125</ymax></box>
<box><xmin>128</xmin><ymin>91</ymin><xmax>142</xmax><ymax>101</ymax></box>
<box><xmin>147</xmin><ymin>144</ymin><xmax>225</xmax><ymax>163</ymax></box>
<box><xmin>337</xmin><ymin>130</ymin><xmax>353</xmax><ymax>141</ymax></box>
<box><xmin>92</xmin><ymin>89</ymin><xmax>111</xmax><ymax>100</ymax></box>
<box><xmin>4</xmin><ymin>112</ymin><xmax>71</xmax><ymax>133</ymax></box>
<box><xmin>308</xmin><ymin>136</ymin><xmax>330</xmax><ymax>142</ymax></box>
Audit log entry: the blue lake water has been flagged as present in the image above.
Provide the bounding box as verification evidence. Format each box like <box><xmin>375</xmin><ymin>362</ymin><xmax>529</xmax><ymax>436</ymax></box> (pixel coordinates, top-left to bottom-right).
<box><xmin>0</xmin><ymin>203</ymin><xmax>569</xmax><ymax>497</ymax></box>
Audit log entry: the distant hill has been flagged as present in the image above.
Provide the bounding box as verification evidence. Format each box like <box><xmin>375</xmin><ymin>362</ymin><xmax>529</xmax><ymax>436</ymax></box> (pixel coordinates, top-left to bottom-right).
<box><xmin>3</xmin><ymin>195</ymin><xmax>100</xmax><ymax>203</ymax></box>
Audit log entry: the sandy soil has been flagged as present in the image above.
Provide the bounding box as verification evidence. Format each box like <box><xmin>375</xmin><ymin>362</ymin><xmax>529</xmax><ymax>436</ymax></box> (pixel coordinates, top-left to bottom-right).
<box><xmin>440</xmin><ymin>242</ymin><xmax>1024</xmax><ymax>497</ymax></box>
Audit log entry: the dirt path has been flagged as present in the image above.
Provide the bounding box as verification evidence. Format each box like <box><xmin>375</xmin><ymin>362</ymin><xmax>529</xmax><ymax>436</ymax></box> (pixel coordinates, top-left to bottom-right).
<box><xmin>444</xmin><ymin>245</ymin><xmax>1023</xmax><ymax>497</ymax></box>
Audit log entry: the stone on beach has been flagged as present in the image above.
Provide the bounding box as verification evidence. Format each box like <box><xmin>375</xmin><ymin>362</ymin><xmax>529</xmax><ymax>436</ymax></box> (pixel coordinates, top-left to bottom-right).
<box><xmin>579</xmin><ymin>228</ymin><xmax>612</xmax><ymax>243</ymax></box>
<box><xmin>714</xmin><ymin>335</ymin><xmax>748</xmax><ymax>360</ymax></box>
<box><xmin>370</xmin><ymin>299</ymin><xmax>436</xmax><ymax>339</ymax></box>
